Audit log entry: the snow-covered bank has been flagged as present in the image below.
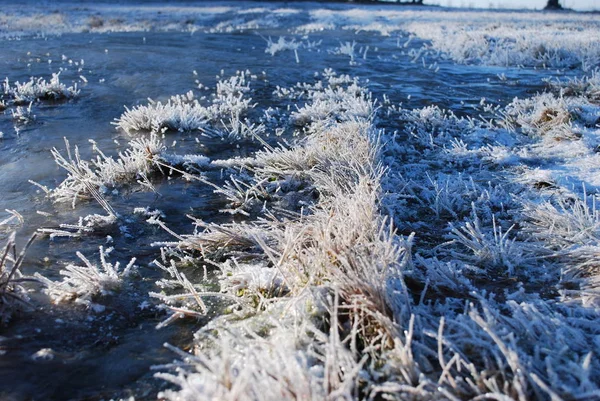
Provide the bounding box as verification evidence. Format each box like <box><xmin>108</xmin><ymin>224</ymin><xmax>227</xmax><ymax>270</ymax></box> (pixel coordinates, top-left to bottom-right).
<box><xmin>3</xmin><ymin>1</ymin><xmax>599</xmax><ymax>72</ymax></box>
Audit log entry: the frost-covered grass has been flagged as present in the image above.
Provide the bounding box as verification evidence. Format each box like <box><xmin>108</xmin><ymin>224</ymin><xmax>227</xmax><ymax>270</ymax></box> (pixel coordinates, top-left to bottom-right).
<box><xmin>11</xmin><ymin>102</ymin><xmax>35</xmax><ymax>125</ymax></box>
<box><xmin>200</xmin><ymin>75</ymin><xmax>599</xmax><ymax>399</ymax></box>
<box><xmin>38</xmin><ymin>132</ymin><xmax>214</xmax><ymax>216</ymax></box>
<box><xmin>43</xmin><ymin>135</ymin><xmax>165</xmax><ymax>210</ymax></box>
<box><xmin>289</xmin><ymin>79</ymin><xmax>374</xmax><ymax>126</ymax></box>
<box><xmin>37</xmin><ymin>213</ymin><xmax>117</xmax><ymax>239</ymax></box>
<box><xmin>548</xmin><ymin>69</ymin><xmax>600</xmax><ymax>101</ymax></box>
<box><xmin>35</xmin><ymin>246</ymin><xmax>136</xmax><ymax>313</ymax></box>
<box><xmin>0</xmin><ymin>212</ymin><xmax>36</xmax><ymax>325</ymax></box>
<box><xmin>147</xmin><ymin>73</ymin><xmax>600</xmax><ymax>400</ymax></box>
<box><xmin>377</xmin><ymin>74</ymin><xmax>600</xmax><ymax>399</ymax></box>
<box><xmin>153</xmin><ymin>88</ymin><xmax>409</xmax><ymax>399</ymax></box>
<box><xmin>114</xmin><ymin>72</ymin><xmax>256</xmax><ymax>136</ymax></box>
<box><xmin>115</xmin><ymin>92</ymin><xmax>212</xmax><ymax>134</ymax></box>
<box><xmin>2</xmin><ymin>73</ymin><xmax>79</xmax><ymax>105</ymax></box>
<box><xmin>0</xmin><ymin>236</ymin><xmax>35</xmax><ymax>326</ymax></box>
<box><xmin>331</xmin><ymin>40</ymin><xmax>357</xmax><ymax>63</ymax></box>
<box><xmin>1</xmin><ymin>73</ymin><xmax>78</xmax><ymax>130</ymax></box>
<box><xmin>398</xmin><ymin>71</ymin><xmax>598</xmax><ymax>398</ymax></box>
<box><xmin>264</xmin><ymin>36</ymin><xmax>300</xmax><ymax>62</ymax></box>
<box><xmin>405</xmin><ymin>19</ymin><xmax>600</xmax><ymax>70</ymax></box>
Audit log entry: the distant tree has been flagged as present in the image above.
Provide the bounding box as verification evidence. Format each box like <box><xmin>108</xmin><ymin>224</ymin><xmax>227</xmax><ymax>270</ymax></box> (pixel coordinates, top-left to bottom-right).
<box><xmin>545</xmin><ymin>0</ymin><xmax>563</xmax><ymax>9</ymax></box>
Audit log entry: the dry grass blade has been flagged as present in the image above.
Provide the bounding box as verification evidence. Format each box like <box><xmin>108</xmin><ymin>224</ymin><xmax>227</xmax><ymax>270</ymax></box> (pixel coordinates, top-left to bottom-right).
<box><xmin>0</xmin><ymin>233</ymin><xmax>37</xmax><ymax>325</ymax></box>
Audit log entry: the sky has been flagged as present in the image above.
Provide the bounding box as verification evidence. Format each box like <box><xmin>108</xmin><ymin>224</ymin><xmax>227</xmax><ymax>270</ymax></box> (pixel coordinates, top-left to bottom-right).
<box><xmin>424</xmin><ymin>0</ymin><xmax>599</xmax><ymax>10</ymax></box>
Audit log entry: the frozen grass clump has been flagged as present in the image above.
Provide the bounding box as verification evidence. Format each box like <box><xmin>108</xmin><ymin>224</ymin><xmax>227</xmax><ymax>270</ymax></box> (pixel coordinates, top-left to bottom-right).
<box><xmin>501</xmin><ymin>92</ymin><xmax>577</xmax><ymax>141</ymax></box>
<box><xmin>2</xmin><ymin>73</ymin><xmax>78</xmax><ymax>131</ymax></box>
<box><xmin>420</xmin><ymin>174</ymin><xmax>512</xmax><ymax>221</ymax></box>
<box><xmin>217</xmin><ymin>260</ymin><xmax>286</xmax><ymax>302</ymax></box>
<box><xmin>548</xmin><ymin>69</ymin><xmax>600</xmax><ymax>102</ymax></box>
<box><xmin>290</xmin><ymin>79</ymin><xmax>374</xmax><ymax>127</ymax></box>
<box><xmin>400</xmin><ymin>105</ymin><xmax>483</xmax><ymax>149</ymax></box>
<box><xmin>522</xmin><ymin>196</ymin><xmax>600</xmax><ymax>249</ymax></box>
<box><xmin>411</xmin><ymin>256</ymin><xmax>477</xmax><ymax>294</ymax></box>
<box><xmin>35</xmin><ymin>246</ymin><xmax>135</xmax><ymax>313</ymax></box>
<box><xmin>209</xmin><ymin>71</ymin><xmax>256</xmax><ymax>128</ymax></box>
<box><xmin>273</xmin><ymin>68</ymin><xmax>355</xmax><ymax>99</ymax></box>
<box><xmin>494</xmin><ymin>74</ymin><xmax>600</xmax><ymax>195</ymax></box>
<box><xmin>153</xmin><ymin>82</ymin><xmax>416</xmax><ymax>398</ymax></box>
<box><xmin>215</xmin><ymin>70</ymin><xmax>252</xmax><ymax>97</ymax></box>
<box><xmin>205</xmin><ymin>117</ymin><xmax>377</xmax><ymax>216</ymax></box>
<box><xmin>2</xmin><ymin>73</ymin><xmax>79</xmax><ymax>105</ymax></box>
<box><xmin>166</xmin><ymin>218</ymin><xmax>265</xmax><ymax>259</ymax></box>
<box><xmin>446</xmin><ymin>212</ymin><xmax>529</xmax><ymax>277</ymax></box>
<box><xmin>156</xmin><ymin>309</ymin><xmax>361</xmax><ymax>401</ymax></box>
<box><xmin>45</xmin><ymin>135</ymin><xmax>165</xmax><ymax>209</ymax></box>
<box><xmin>264</xmin><ymin>36</ymin><xmax>300</xmax><ymax>63</ymax></box>
<box><xmin>521</xmin><ymin>195</ymin><xmax>600</xmax><ymax>307</ymax></box>
<box><xmin>115</xmin><ymin>72</ymin><xmax>256</xmax><ymax>137</ymax></box>
<box><xmin>560</xmin><ymin>246</ymin><xmax>600</xmax><ymax>307</ymax></box>
<box><xmin>41</xmin><ymin>132</ymin><xmax>216</xmax><ymax>215</ymax></box>
<box><xmin>274</xmin><ymin>70</ymin><xmax>376</xmax><ymax>127</ymax></box>
<box><xmin>256</xmin><ymin>119</ymin><xmax>374</xmax><ymax>178</ymax></box>
<box><xmin>331</xmin><ymin>40</ymin><xmax>357</xmax><ymax>64</ymax></box>
<box><xmin>263</xmin><ymin>35</ymin><xmax>322</xmax><ymax>61</ymax></box>
<box><xmin>115</xmin><ymin>92</ymin><xmax>212</xmax><ymax>133</ymax></box>
<box><xmin>11</xmin><ymin>102</ymin><xmax>35</xmax><ymax>125</ymax></box>
<box><xmin>0</xmin><ymin>229</ymin><xmax>36</xmax><ymax>325</ymax></box>
<box><xmin>198</xmin><ymin>113</ymin><xmax>265</xmax><ymax>142</ymax></box>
